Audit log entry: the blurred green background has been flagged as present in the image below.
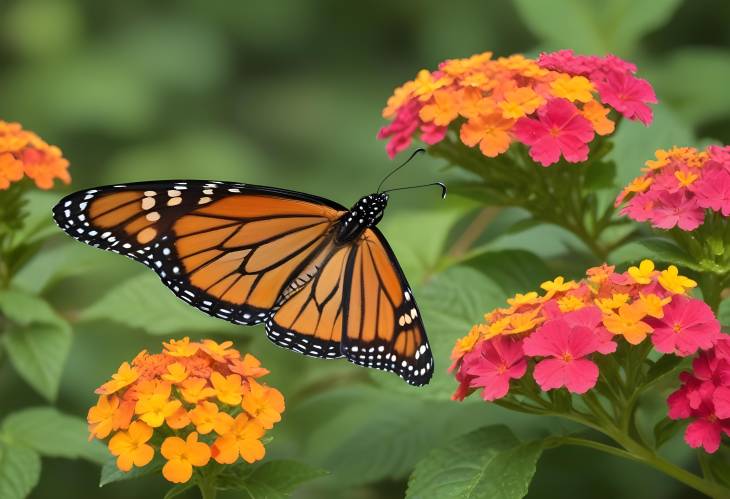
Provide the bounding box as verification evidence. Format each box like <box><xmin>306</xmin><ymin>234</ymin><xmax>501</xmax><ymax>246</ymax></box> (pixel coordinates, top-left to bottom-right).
<box><xmin>1</xmin><ymin>0</ymin><xmax>729</xmax><ymax>497</ymax></box>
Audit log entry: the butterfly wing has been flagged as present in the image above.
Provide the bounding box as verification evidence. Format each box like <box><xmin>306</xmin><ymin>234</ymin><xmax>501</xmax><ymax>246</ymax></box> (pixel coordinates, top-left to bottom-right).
<box><xmin>342</xmin><ymin>228</ymin><xmax>433</xmax><ymax>386</ymax></box>
<box><xmin>53</xmin><ymin>180</ymin><xmax>346</xmax><ymax>325</ymax></box>
<box><xmin>266</xmin><ymin>226</ymin><xmax>433</xmax><ymax>385</ymax></box>
<box><xmin>265</xmin><ymin>242</ymin><xmax>353</xmax><ymax>359</ymax></box>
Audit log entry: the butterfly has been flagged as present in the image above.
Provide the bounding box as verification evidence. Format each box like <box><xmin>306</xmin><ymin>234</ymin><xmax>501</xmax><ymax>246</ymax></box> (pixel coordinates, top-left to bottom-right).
<box><xmin>52</xmin><ymin>153</ymin><xmax>443</xmax><ymax>386</ymax></box>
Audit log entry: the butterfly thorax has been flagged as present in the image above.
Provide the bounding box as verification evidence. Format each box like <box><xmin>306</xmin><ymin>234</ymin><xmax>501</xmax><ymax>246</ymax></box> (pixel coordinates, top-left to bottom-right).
<box><xmin>334</xmin><ymin>193</ymin><xmax>388</xmax><ymax>244</ymax></box>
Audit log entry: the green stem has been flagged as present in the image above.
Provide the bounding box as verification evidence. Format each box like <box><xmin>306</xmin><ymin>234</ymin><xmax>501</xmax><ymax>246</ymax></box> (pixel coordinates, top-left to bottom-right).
<box><xmin>197</xmin><ymin>477</ymin><xmax>217</xmax><ymax>499</ymax></box>
<box><xmin>699</xmin><ymin>272</ymin><xmax>725</xmax><ymax>314</ymax></box>
<box><xmin>559</xmin><ymin>435</ymin><xmax>729</xmax><ymax>498</ymax></box>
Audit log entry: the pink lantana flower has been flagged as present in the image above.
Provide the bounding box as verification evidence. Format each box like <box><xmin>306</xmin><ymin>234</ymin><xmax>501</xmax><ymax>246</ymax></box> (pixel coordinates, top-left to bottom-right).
<box><xmin>512</xmin><ymin>98</ymin><xmax>595</xmax><ymax>167</ymax></box>
<box><xmin>650</xmin><ymin>191</ymin><xmax>705</xmax><ymax>231</ymax></box>
<box><xmin>646</xmin><ymin>296</ymin><xmax>720</xmax><ymax>356</ymax></box>
<box><xmin>420</xmin><ymin>122</ymin><xmax>447</xmax><ymax>145</ymax></box>
<box><xmin>562</xmin><ymin>305</ymin><xmax>617</xmax><ymax>354</ymax></box>
<box><xmin>667</xmin><ymin>337</ymin><xmax>730</xmax><ymax>453</ymax></box>
<box><xmin>461</xmin><ymin>336</ymin><xmax>527</xmax><ymax>401</ymax></box>
<box><xmin>714</xmin><ymin>386</ymin><xmax>730</xmax><ymax>419</ymax></box>
<box><xmin>377</xmin><ymin>101</ymin><xmax>420</xmax><ymax>158</ymax></box>
<box><xmin>522</xmin><ymin>317</ymin><xmax>602</xmax><ymax>394</ymax></box>
<box><xmin>684</xmin><ymin>402</ymin><xmax>730</xmax><ymax>453</ymax></box>
<box><xmin>620</xmin><ymin>191</ymin><xmax>656</xmax><ymax>222</ymax></box>
<box><xmin>694</xmin><ymin>168</ymin><xmax>730</xmax><ymax>216</ymax></box>
<box><xmin>595</xmin><ymin>70</ymin><xmax>656</xmax><ymax>125</ymax></box>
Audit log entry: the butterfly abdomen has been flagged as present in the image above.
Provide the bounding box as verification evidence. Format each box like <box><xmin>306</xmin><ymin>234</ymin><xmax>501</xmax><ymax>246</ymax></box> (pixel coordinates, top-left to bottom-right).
<box><xmin>334</xmin><ymin>193</ymin><xmax>388</xmax><ymax>244</ymax></box>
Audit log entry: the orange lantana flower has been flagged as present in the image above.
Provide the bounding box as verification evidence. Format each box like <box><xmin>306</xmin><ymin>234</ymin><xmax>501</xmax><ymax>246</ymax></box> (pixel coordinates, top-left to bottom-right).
<box><xmin>161</xmin><ymin>432</ymin><xmax>211</xmax><ymax>484</ymax></box>
<box><xmin>96</xmin><ymin>362</ymin><xmax>140</xmax><ymax>395</ymax></box>
<box><xmin>460</xmin><ymin>113</ymin><xmax>514</xmax><ymax>157</ymax></box>
<box><xmin>212</xmin><ymin>414</ymin><xmax>265</xmax><ymax>465</ymax></box>
<box><xmin>108</xmin><ymin>421</ymin><xmax>154</xmax><ymax>472</ymax></box>
<box><xmin>242</xmin><ymin>379</ymin><xmax>285</xmax><ymax>430</ymax></box>
<box><xmin>87</xmin><ymin>395</ymin><xmax>119</xmax><ymax>439</ymax></box>
<box><xmin>0</xmin><ymin>120</ymin><xmax>70</xmax><ymax>190</ymax></box>
<box><xmin>89</xmin><ymin>339</ymin><xmax>284</xmax><ymax>484</ymax></box>
<box><xmin>210</xmin><ymin>372</ymin><xmax>243</xmax><ymax>406</ymax></box>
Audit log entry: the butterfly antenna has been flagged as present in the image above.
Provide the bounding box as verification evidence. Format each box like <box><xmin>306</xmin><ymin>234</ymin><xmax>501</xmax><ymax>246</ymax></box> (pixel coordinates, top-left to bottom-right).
<box><xmin>376</xmin><ymin>148</ymin><xmax>426</xmax><ymax>193</ymax></box>
<box><xmin>382</xmin><ymin>181</ymin><xmax>447</xmax><ymax>199</ymax></box>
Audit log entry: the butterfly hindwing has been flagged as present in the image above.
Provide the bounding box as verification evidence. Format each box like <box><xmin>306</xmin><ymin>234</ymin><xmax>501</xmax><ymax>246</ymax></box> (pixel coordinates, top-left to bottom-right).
<box><xmin>53</xmin><ymin>180</ymin><xmax>346</xmax><ymax>326</ymax></box>
<box><xmin>341</xmin><ymin>228</ymin><xmax>433</xmax><ymax>386</ymax></box>
<box><xmin>267</xmin><ymin>225</ymin><xmax>434</xmax><ymax>386</ymax></box>
<box><xmin>265</xmin><ymin>242</ymin><xmax>352</xmax><ymax>359</ymax></box>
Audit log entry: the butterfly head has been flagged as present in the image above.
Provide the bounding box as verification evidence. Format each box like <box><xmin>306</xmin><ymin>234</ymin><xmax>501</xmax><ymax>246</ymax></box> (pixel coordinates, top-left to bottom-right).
<box><xmin>336</xmin><ymin>193</ymin><xmax>388</xmax><ymax>243</ymax></box>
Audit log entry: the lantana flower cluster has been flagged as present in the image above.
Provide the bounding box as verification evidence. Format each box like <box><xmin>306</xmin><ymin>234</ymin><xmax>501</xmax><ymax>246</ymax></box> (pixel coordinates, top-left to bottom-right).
<box><xmin>450</xmin><ymin>261</ymin><xmax>721</xmax><ymax>401</ymax></box>
<box><xmin>617</xmin><ymin>145</ymin><xmax>730</xmax><ymax>231</ymax></box>
<box><xmin>0</xmin><ymin>120</ymin><xmax>70</xmax><ymax>190</ymax></box>
<box><xmin>87</xmin><ymin>338</ymin><xmax>284</xmax><ymax>484</ymax></box>
<box><xmin>668</xmin><ymin>336</ymin><xmax>730</xmax><ymax>453</ymax></box>
<box><xmin>378</xmin><ymin>49</ymin><xmax>656</xmax><ymax>166</ymax></box>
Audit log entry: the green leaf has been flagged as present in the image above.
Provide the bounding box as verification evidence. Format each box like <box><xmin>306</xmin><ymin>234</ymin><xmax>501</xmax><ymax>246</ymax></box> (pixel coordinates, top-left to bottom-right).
<box><xmin>513</xmin><ymin>0</ymin><xmax>682</xmax><ymax>55</ymax></box>
<box><xmin>705</xmin><ymin>447</ymin><xmax>730</xmax><ymax>488</ymax></box>
<box><xmin>222</xmin><ymin>460</ymin><xmax>328</xmax><ymax>498</ymax></box>
<box><xmin>371</xmin><ymin>266</ymin><xmax>506</xmax><ymax>400</ymax></box>
<box><xmin>583</xmin><ymin>160</ymin><xmax>617</xmax><ymax>191</ymax></box>
<box><xmin>11</xmin><ymin>242</ymin><xmax>111</xmax><ymax>295</ymax></box>
<box><xmin>99</xmin><ymin>454</ymin><xmax>164</xmax><ymax>487</ymax></box>
<box><xmin>647</xmin><ymin>48</ymin><xmax>730</xmax><ymax>127</ymax></box>
<box><xmin>406</xmin><ymin>425</ymin><xmax>543</xmax><ymax>499</ymax></box>
<box><xmin>3</xmin><ymin>321</ymin><xmax>72</xmax><ymax>401</ymax></box>
<box><xmin>0</xmin><ymin>442</ymin><xmax>41</xmax><ymax>499</ymax></box>
<box><xmin>653</xmin><ymin>417</ymin><xmax>685</xmax><ymax>449</ymax></box>
<box><xmin>0</xmin><ymin>289</ymin><xmax>63</xmax><ymax>326</ymax></box>
<box><xmin>610</xmin><ymin>106</ymin><xmax>694</xmax><ymax>190</ymax></box>
<box><xmin>462</xmin><ymin>249</ymin><xmax>552</xmax><ymax>296</ymax></box>
<box><xmin>610</xmin><ymin>238</ymin><xmax>702</xmax><ymax>271</ymax></box>
<box><xmin>716</xmin><ymin>298</ymin><xmax>730</xmax><ymax>329</ymax></box>
<box><xmin>1</xmin><ymin>407</ymin><xmax>107</xmax><ymax>463</ymax></box>
<box><xmin>645</xmin><ymin>355</ymin><xmax>685</xmax><ymax>385</ymax></box>
<box><xmin>81</xmin><ymin>273</ymin><xmax>236</xmax><ymax>335</ymax></box>
<box><xmin>378</xmin><ymin>204</ymin><xmax>473</xmax><ymax>284</ymax></box>
<box><xmin>163</xmin><ymin>482</ymin><xmax>195</xmax><ymax>499</ymax></box>
<box><xmin>301</xmin><ymin>385</ymin><xmax>496</xmax><ymax>488</ymax></box>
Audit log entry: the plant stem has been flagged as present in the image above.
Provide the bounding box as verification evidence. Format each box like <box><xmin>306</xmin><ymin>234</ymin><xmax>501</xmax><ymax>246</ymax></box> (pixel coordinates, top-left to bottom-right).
<box><xmin>559</xmin><ymin>435</ymin><xmax>729</xmax><ymax>498</ymax></box>
<box><xmin>699</xmin><ymin>272</ymin><xmax>725</xmax><ymax>314</ymax></box>
<box><xmin>197</xmin><ymin>476</ymin><xmax>217</xmax><ymax>499</ymax></box>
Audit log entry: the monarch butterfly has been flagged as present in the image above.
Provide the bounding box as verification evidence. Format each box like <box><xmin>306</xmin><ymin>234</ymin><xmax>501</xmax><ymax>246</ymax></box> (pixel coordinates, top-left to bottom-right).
<box><xmin>52</xmin><ymin>151</ymin><xmax>443</xmax><ymax>386</ymax></box>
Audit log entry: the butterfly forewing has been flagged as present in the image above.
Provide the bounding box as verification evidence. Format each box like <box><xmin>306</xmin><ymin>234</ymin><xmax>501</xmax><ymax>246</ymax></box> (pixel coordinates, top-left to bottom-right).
<box><xmin>53</xmin><ymin>180</ymin><xmax>346</xmax><ymax>325</ymax></box>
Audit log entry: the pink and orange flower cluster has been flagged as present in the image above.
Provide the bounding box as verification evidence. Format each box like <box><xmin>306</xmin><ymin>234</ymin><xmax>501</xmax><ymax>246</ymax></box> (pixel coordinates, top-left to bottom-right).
<box><xmin>668</xmin><ymin>336</ymin><xmax>730</xmax><ymax>453</ymax></box>
<box><xmin>450</xmin><ymin>261</ymin><xmax>721</xmax><ymax>402</ymax></box>
<box><xmin>87</xmin><ymin>338</ymin><xmax>284</xmax><ymax>484</ymax></box>
<box><xmin>378</xmin><ymin>50</ymin><xmax>656</xmax><ymax>166</ymax></box>
<box><xmin>0</xmin><ymin>120</ymin><xmax>70</xmax><ymax>190</ymax></box>
<box><xmin>617</xmin><ymin>145</ymin><xmax>730</xmax><ymax>231</ymax></box>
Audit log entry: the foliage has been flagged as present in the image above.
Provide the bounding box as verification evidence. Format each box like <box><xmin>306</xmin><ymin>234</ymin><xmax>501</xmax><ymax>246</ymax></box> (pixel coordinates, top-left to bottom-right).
<box><xmin>0</xmin><ymin>1</ymin><xmax>729</xmax><ymax>498</ymax></box>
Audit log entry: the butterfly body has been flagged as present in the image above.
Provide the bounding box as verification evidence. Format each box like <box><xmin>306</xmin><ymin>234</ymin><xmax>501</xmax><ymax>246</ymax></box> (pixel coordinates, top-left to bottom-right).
<box><xmin>335</xmin><ymin>193</ymin><xmax>388</xmax><ymax>244</ymax></box>
<box><xmin>53</xmin><ymin>180</ymin><xmax>433</xmax><ymax>386</ymax></box>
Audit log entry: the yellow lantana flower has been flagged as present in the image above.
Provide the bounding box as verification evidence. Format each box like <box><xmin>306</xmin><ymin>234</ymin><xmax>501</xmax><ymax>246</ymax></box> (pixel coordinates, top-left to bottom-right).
<box><xmin>658</xmin><ymin>265</ymin><xmax>697</xmax><ymax>294</ymax></box>
<box><xmin>628</xmin><ymin>259</ymin><xmax>655</xmax><ymax>284</ymax></box>
<box><xmin>540</xmin><ymin>276</ymin><xmax>578</xmax><ymax>299</ymax></box>
<box><xmin>550</xmin><ymin>75</ymin><xmax>595</xmax><ymax>103</ymax></box>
